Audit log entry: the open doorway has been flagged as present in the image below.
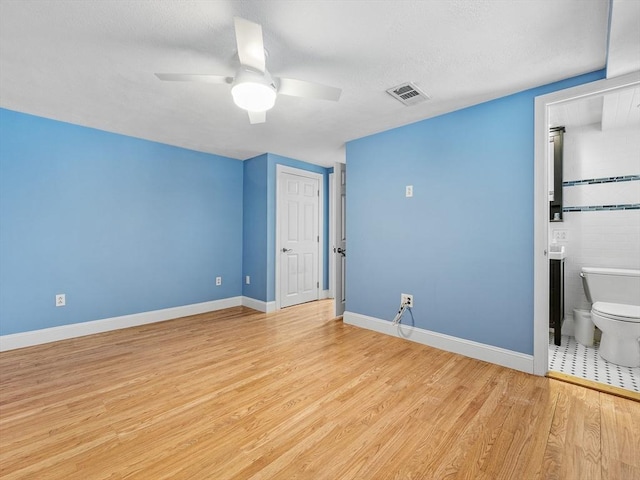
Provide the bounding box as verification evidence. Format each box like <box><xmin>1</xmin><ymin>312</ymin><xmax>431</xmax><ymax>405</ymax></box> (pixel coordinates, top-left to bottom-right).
<box><xmin>533</xmin><ymin>72</ymin><xmax>640</xmax><ymax>396</ymax></box>
<box><xmin>275</xmin><ymin>165</ymin><xmax>324</xmax><ymax>309</ymax></box>
<box><xmin>333</xmin><ymin>162</ymin><xmax>346</xmax><ymax>318</ymax></box>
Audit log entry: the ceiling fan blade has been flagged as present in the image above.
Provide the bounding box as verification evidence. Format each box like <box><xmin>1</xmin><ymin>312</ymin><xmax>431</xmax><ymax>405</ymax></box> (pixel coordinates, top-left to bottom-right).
<box><xmin>277</xmin><ymin>78</ymin><xmax>342</xmax><ymax>102</ymax></box>
<box><xmin>248</xmin><ymin>111</ymin><xmax>266</xmax><ymax>124</ymax></box>
<box><xmin>234</xmin><ymin>17</ymin><xmax>266</xmax><ymax>73</ymax></box>
<box><xmin>155</xmin><ymin>73</ymin><xmax>232</xmax><ymax>84</ymax></box>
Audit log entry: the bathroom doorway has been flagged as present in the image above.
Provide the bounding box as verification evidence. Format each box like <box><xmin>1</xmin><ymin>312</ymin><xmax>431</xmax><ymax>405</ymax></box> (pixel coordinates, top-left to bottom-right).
<box><xmin>533</xmin><ymin>72</ymin><xmax>640</xmax><ymax>396</ymax></box>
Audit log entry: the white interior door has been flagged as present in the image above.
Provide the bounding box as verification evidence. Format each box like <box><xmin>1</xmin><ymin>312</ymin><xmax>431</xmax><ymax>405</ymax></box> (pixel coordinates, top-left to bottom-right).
<box><xmin>334</xmin><ymin>163</ymin><xmax>346</xmax><ymax>317</ymax></box>
<box><xmin>279</xmin><ymin>171</ymin><xmax>320</xmax><ymax>308</ymax></box>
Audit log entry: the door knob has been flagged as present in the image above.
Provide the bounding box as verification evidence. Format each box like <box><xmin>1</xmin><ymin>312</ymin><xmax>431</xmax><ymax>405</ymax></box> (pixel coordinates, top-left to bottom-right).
<box><xmin>336</xmin><ymin>247</ymin><xmax>346</xmax><ymax>256</ymax></box>
<box><xmin>282</xmin><ymin>248</ymin><xmax>292</xmax><ymax>253</ymax></box>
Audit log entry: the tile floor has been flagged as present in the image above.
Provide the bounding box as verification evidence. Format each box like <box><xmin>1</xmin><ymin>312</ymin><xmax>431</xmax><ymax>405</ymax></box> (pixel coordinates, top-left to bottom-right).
<box><xmin>548</xmin><ymin>333</ymin><xmax>640</xmax><ymax>393</ymax></box>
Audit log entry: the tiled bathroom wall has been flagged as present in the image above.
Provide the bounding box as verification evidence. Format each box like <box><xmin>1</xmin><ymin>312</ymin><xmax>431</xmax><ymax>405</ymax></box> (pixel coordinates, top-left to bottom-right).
<box><xmin>551</xmin><ymin>123</ymin><xmax>640</xmax><ymax>333</ymax></box>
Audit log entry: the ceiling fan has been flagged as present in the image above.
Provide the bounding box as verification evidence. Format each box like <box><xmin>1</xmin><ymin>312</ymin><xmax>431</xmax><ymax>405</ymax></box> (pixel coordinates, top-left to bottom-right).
<box><xmin>155</xmin><ymin>17</ymin><xmax>342</xmax><ymax>124</ymax></box>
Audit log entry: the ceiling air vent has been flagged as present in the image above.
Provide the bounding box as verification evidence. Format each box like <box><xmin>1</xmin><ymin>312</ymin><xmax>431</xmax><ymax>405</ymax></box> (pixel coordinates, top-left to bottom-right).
<box><xmin>386</xmin><ymin>82</ymin><xmax>430</xmax><ymax>106</ymax></box>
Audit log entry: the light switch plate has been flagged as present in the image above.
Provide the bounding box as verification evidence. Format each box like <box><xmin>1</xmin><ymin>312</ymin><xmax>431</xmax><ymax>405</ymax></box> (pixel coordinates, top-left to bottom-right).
<box><xmin>56</xmin><ymin>294</ymin><xmax>66</xmax><ymax>307</ymax></box>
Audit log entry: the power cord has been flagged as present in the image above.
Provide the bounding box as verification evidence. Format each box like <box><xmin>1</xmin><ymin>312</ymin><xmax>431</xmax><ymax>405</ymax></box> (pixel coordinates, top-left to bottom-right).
<box><xmin>392</xmin><ymin>301</ymin><xmax>411</xmax><ymax>325</ymax></box>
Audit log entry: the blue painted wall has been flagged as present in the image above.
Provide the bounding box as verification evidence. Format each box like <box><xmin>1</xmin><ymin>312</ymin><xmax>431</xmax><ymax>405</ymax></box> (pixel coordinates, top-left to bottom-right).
<box><xmin>346</xmin><ymin>70</ymin><xmax>605</xmax><ymax>355</ymax></box>
<box><xmin>3</xmin><ymin>71</ymin><xmax>599</xmax><ymax>340</ymax></box>
<box><xmin>242</xmin><ymin>153</ymin><xmax>330</xmax><ymax>302</ymax></box>
<box><xmin>242</xmin><ymin>154</ymin><xmax>269</xmax><ymax>301</ymax></box>
<box><xmin>0</xmin><ymin>109</ymin><xmax>243</xmax><ymax>335</ymax></box>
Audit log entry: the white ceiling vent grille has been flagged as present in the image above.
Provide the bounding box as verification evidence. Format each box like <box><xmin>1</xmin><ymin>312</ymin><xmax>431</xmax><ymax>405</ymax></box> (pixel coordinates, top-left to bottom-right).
<box><xmin>386</xmin><ymin>82</ymin><xmax>430</xmax><ymax>106</ymax></box>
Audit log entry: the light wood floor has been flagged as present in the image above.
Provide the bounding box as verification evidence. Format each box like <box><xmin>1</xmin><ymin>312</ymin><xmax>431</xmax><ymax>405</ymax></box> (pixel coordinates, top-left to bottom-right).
<box><xmin>1</xmin><ymin>300</ymin><xmax>639</xmax><ymax>479</ymax></box>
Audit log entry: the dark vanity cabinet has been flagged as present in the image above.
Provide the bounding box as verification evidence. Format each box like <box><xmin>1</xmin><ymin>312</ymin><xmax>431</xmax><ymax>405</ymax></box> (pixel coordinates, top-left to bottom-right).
<box><xmin>549</xmin><ymin>258</ymin><xmax>565</xmax><ymax>346</ymax></box>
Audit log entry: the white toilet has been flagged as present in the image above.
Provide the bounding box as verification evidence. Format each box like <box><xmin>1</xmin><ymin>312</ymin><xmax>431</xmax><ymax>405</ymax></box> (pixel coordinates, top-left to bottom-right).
<box><xmin>580</xmin><ymin>267</ymin><xmax>640</xmax><ymax>367</ymax></box>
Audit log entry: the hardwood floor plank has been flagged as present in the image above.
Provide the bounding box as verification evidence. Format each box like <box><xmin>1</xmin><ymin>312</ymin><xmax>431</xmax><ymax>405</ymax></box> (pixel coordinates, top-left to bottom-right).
<box><xmin>1</xmin><ymin>300</ymin><xmax>638</xmax><ymax>479</ymax></box>
<box><xmin>600</xmin><ymin>392</ymin><xmax>640</xmax><ymax>480</ymax></box>
<box><xmin>391</xmin><ymin>361</ymin><xmax>507</xmax><ymax>479</ymax></box>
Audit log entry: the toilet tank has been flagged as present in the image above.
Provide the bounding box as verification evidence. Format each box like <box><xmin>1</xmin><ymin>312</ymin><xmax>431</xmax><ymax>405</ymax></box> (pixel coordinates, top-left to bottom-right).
<box><xmin>581</xmin><ymin>267</ymin><xmax>640</xmax><ymax>306</ymax></box>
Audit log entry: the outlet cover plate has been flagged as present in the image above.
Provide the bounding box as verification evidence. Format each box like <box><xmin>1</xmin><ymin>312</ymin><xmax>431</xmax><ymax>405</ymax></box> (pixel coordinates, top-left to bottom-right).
<box><xmin>552</xmin><ymin>229</ymin><xmax>568</xmax><ymax>241</ymax></box>
<box><xmin>401</xmin><ymin>293</ymin><xmax>413</xmax><ymax>308</ymax></box>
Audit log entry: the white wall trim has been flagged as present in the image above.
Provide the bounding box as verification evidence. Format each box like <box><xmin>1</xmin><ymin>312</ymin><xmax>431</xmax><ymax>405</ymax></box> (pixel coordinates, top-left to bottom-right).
<box><xmin>0</xmin><ymin>297</ymin><xmax>243</xmax><ymax>352</ymax></box>
<box><xmin>320</xmin><ymin>289</ymin><xmax>331</xmax><ymax>300</ymax></box>
<box><xmin>242</xmin><ymin>296</ymin><xmax>276</xmax><ymax>313</ymax></box>
<box><xmin>533</xmin><ymin>71</ymin><xmax>640</xmax><ymax>376</ymax></box>
<box><xmin>343</xmin><ymin>311</ymin><xmax>534</xmax><ymax>374</ymax></box>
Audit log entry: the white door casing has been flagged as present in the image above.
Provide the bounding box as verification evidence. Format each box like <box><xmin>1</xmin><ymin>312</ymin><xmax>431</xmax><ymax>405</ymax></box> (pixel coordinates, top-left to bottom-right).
<box><xmin>276</xmin><ymin>166</ymin><xmax>322</xmax><ymax>309</ymax></box>
<box><xmin>334</xmin><ymin>163</ymin><xmax>346</xmax><ymax>317</ymax></box>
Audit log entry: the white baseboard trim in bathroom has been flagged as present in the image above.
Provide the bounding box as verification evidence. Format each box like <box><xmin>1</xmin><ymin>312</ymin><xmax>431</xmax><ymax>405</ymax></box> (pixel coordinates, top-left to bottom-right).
<box><xmin>343</xmin><ymin>311</ymin><xmax>534</xmax><ymax>374</ymax></box>
<box><xmin>0</xmin><ymin>297</ymin><xmax>243</xmax><ymax>352</ymax></box>
<box><xmin>320</xmin><ymin>290</ymin><xmax>332</xmax><ymax>300</ymax></box>
<box><xmin>241</xmin><ymin>296</ymin><xmax>276</xmax><ymax>313</ymax></box>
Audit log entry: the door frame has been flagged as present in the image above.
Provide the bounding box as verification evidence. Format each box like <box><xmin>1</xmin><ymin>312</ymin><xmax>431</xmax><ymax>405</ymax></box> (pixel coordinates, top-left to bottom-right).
<box><xmin>275</xmin><ymin>164</ymin><xmax>324</xmax><ymax>310</ymax></box>
<box><xmin>328</xmin><ymin>171</ymin><xmax>335</xmax><ymax>299</ymax></box>
<box><xmin>532</xmin><ymin>71</ymin><xmax>640</xmax><ymax>375</ymax></box>
<box><xmin>332</xmin><ymin>162</ymin><xmax>346</xmax><ymax>318</ymax></box>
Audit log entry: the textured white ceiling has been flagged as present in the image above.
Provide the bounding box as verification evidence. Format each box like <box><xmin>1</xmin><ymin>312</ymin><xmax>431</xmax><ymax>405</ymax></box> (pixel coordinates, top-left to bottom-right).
<box><xmin>0</xmin><ymin>0</ymin><xmax>618</xmax><ymax>166</ymax></box>
<box><xmin>607</xmin><ymin>0</ymin><xmax>640</xmax><ymax>78</ymax></box>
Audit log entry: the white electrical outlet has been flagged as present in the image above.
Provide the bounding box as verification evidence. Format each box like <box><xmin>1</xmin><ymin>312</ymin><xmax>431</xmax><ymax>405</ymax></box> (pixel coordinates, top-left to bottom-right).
<box><xmin>552</xmin><ymin>229</ymin><xmax>568</xmax><ymax>241</ymax></box>
<box><xmin>216</xmin><ymin>276</ymin><xmax>222</xmax><ymax>286</ymax></box>
<box><xmin>405</xmin><ymin>185</ymin><xmax>413</xmax><ymax>197</ymax></box>
<box><xmin>56</xmin><ymin>294</ymin><xmax>66</xmax><ymax>307</ymax></box>
<box><xmin>401</xmin><ymin>293</ymin><xmax>413</xmax><ymax>308</ymax></box>
<box><xmin>245</xmin><ymin>275</ymin><xmax>251</xmax><ymax>285</ymax></box>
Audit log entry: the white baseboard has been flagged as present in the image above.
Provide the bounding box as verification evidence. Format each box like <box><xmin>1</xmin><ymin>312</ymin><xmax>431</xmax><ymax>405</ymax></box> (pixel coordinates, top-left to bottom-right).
<box><xmin>241</xmin><ymin>296</ymin><xmax>276</xmax><ymax>313</ymax></box>
<box><xmin>343</xmin><ymin>311</ymin><xmax>534</xmax><ymax>374</ymax></box>
<box><xmin>320</xmin><ymin>289</ymin><xmax>332</xmax><ymax>300</ymax></box>
<box><xmin>0</xmin><ymin>297</ymin><xmax>243</xmax><ymax>352</ymax></box>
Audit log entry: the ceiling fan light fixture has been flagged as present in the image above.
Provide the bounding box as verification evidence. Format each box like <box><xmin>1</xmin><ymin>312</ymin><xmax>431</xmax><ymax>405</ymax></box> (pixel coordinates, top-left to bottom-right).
<box><xmin>231</xmin><ymin>67</ymin><xmax>277</xmax><ymax>112</ymax></box>
<box><xmin>155</xmin><ymin>18</ymin><xmax>341</xmax><ymax>124</ymax></box>
<box><xmin>231</xmin><ymin>81</ymin><xmax>276</xmax><ymax>112</ymax></box>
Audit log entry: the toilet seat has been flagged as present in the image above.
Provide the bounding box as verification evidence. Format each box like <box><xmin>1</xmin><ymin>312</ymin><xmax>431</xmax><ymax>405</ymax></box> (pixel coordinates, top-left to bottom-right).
<box><xmin>592</xmin><ymin>301</ymin><xmax>640</xmax><ymax>323</ymax></box>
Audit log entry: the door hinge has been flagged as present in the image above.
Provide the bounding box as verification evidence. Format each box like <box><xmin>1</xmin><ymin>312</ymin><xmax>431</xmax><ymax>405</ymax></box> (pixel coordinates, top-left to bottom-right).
<box><xmin>317</xmin><ymin>281</ymin><xmax>319</xmax><ymax>288</ymax></box>
<box><xmin>317</xmin><ymin>190</ymin><xmax>319</xmax><ymax>197</ymax></box>
<box><xmin>317</xmin><ymin>235</ymin><xmax>319</xmax><ymax>242</ymax></box>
